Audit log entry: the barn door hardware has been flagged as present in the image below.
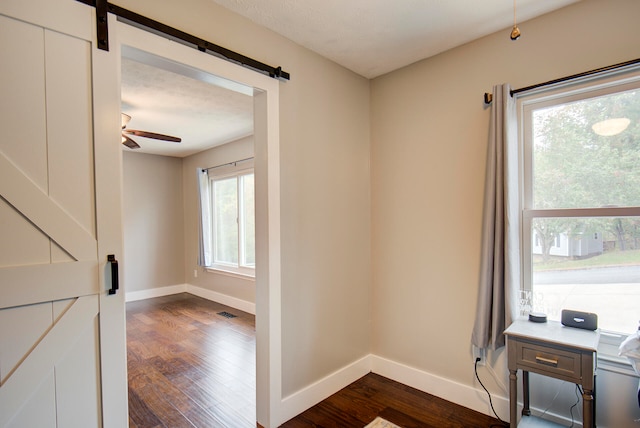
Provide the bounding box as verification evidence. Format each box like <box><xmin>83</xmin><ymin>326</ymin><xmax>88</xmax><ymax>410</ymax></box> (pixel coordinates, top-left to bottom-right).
<box><xmin>76</xmin><ymin>0</ymin><xmax>290</xmax><ymax>80</ymax></box>
<box><xmin>95</xmin><ymin>0</ymin><xmax>108</xmax><ymax>50</ymax></box>
<box><xmin>107</xmin><ymin>254</ymin><xmax>119</xmax><ymax>295</ymax></box>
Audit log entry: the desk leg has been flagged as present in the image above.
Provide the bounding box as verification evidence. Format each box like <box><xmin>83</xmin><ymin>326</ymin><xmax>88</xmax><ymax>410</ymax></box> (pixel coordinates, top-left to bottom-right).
<box><xmin>509</xmin><ymin>369</ymin><xmax>518</xmax><ymax>428</ymax></box>
<box><xmin>583</xmin><ymin>387</ymin><xmax>594</xmax><ymax>428</ymax></box>
<box><xmin>522</xmin><ymin>371</ymin><xmax>531</xmax><ymax>416</ymax></box>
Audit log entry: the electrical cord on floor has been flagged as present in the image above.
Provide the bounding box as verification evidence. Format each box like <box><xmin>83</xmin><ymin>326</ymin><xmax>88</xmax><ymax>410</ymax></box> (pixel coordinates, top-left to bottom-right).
<box><xmin>474</xmin><ymin>357</ymin><xmax>509</xmax><ymax>428</ymax></box>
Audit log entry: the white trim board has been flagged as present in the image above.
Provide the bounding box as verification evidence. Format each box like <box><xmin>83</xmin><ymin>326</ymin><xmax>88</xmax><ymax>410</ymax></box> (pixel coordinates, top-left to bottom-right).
<box><xmin>279</xmin><ymin>355</ymin><xmax>371</xmax><ymax>424</ymax></box>
<box><xmin>125</xmin><ymin>284</ymin><xmax>187</xmax><ymax>302</ymax></box>
<box><xmin>186</xmin><ymin>284</ymin><xmax>256</xmax><ymax>315</ymax></box>
<box><xmin>124</xmin><ymin>283</ymin><xmax>256</xmax><ymax>315</ymax></box>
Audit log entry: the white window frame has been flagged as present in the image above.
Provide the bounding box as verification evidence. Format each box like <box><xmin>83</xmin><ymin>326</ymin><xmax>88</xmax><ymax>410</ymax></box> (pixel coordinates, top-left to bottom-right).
<box><xmin>207</xmin><ymin>163</ymin><xmax>255</xmax><ymax>278</ymax></box>
<box><xmin>518</xmin><ymin>67</ymin><xmax>640</xmax><ymax>364</ymax></box>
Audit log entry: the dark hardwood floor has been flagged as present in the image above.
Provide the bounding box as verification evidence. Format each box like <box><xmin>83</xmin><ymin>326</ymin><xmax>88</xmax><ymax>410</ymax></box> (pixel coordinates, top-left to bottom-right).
<box><xmin>281</xmin><ymin>373</ymin><xmax>505</xmax><ymax>428</ymax></box>
<box><xmin>127</xmin><ymin>293</ymin><xmax>256</xmax><ymax>428</ymax></box>
<box><xmin>127</xmin><ymin>293</ymin><xmax>505</xmax><ymax>428</ymax></box>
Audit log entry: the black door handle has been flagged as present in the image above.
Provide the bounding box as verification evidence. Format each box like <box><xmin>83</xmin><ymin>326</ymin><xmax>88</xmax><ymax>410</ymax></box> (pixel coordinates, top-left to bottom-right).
<box><xmin>107</xmin><ymin>254</ymin><xmax>119</xmax><ymax>295</ymax></box>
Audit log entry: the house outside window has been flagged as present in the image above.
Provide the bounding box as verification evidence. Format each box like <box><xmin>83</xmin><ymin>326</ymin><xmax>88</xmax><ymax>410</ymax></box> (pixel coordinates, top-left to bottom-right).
<box><xmin>519</xmin><ymin>71</ymin><xmax>640</xmax><ymax>342</ymax></box>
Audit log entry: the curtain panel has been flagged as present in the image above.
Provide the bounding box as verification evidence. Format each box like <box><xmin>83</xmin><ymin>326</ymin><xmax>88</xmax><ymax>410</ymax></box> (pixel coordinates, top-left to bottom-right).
<box><xmin>197</xmin><ymin>168</ymin><xmax>212</xmax><ymax>267</ymax></box>
<box><xmin>471</xmin><ymin>84</ymin><xmax>520</xmax><ymax>350</ymax></box>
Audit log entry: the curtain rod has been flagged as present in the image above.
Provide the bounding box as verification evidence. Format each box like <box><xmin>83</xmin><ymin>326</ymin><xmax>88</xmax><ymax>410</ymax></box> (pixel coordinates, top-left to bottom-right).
<box><xmin>483</xmin><ymin>57</ymin><xmax>640</xmax><ymax>104</ymax></box>
<box><xmin>203</xmin><ymin>157</ymin><xmax>254</xmax><ymax>172</ymax></box>
<box><xmin>75</xmin><ymin>0</ymin><xmax>290</xmax><ymax>81</ymax></box>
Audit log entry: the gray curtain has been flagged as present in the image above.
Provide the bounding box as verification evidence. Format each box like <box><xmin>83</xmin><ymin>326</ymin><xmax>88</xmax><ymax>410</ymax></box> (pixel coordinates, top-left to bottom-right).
<box><xmin>471</xmin><ymin>84</ymin><xmax>520</xmax><ymax>350</ymax></box>
<box><xmin>197</xmin><ymin>168</ymin><xmax>212</xmax><ymax>267</ymax></box>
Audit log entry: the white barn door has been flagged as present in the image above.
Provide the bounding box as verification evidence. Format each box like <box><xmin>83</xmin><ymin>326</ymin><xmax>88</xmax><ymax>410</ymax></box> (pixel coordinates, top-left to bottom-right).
<box><xmin>0</xmin><ymin>1</ymin><xmax>127</xmax><ymax>427</ymax></box>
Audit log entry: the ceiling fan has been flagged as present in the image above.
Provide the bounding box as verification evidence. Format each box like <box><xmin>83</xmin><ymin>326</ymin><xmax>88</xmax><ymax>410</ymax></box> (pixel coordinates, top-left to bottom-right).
<box><xmin>121</xmin><ymin>113</ymin><xmax>182</xmax><ymax>149</ymax></box>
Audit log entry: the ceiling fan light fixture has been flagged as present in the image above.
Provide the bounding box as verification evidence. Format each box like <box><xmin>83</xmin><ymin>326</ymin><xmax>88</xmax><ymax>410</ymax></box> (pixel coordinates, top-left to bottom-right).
<box><xmin>119</xmin><ymin>112</ymin><xmax>181</xmax><ymax>149</ymax></box>
<box><xmin>122</xmin><ymin>135</ymin><xmax>141</xmax><ymax>149</ymax></box>
<box><xmin>592</xmin><ymin>118</ymin><xmax>631</xmax><ymax>136</ymax></box>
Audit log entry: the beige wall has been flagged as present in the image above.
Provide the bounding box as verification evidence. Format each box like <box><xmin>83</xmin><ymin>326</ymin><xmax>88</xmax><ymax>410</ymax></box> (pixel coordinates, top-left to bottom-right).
<box><xmin>371</xmin><ymin>0</ymin><xmax>640</xmax><ymax>424</ymax></box>
<box><xmin>123</xmin><ymin>152</ymin><xmax>185</xmax><ymax>292</ymax></box>
<box><xmin>117</xmin><ymin>0</ymin><xmax>372</xmax><ymax>400</ymax></box>
<box><xmin>118</xmin><ymin>0</ymin><xmax>640</xmax><ymax>425</ymax></box>
<box><xmin>182</xmin><ymin>136</ymin><xmax>256</xmax><ymax>304</ymax></box>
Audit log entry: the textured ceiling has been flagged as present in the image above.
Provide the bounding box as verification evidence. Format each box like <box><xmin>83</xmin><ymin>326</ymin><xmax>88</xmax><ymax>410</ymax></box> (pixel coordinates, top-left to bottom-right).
<box><xmin>121</xmin><ymin>0</ymin><xmax>581</xmax><ymax>157</ymax></box>
<box><xmin>121</xmin><ymin>57</ymin><xmax>253</xmax><ymax>157</ymax></box>
<box><xmin>211</xmin><ymin>0</ymin><xmax>579</xmax><ymax>78</ymax></box>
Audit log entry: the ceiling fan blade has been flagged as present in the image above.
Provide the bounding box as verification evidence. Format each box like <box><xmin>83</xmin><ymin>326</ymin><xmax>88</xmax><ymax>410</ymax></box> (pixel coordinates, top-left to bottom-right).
<box><xmin>121</xmin><ymin>113</ymin><xmax>131</xmax><ymax>129</ymax></box>
<box><xmin>124</xmin><ymin>129</ymin><xmax>181</xmax><ymax>143</ymax></box>
<box><xmin>122</xmin><ymin>135</ymin><xmax>141</xmax><ymax>149</ymax></box>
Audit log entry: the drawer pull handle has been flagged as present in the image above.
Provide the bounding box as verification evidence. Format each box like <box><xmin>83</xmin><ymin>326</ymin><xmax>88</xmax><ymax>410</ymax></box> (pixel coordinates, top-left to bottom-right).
<box><xmin>535</xmin><ymin>356</ymin><xmax>558</xmax><ymax>367</ymax></box>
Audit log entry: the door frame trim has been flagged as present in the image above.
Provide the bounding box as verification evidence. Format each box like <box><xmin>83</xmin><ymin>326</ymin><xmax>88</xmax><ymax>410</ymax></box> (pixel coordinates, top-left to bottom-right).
<box><xmin>116</xmin><ymin>21</ymin><xmax>283</xmax><ymax>427</ymax></box>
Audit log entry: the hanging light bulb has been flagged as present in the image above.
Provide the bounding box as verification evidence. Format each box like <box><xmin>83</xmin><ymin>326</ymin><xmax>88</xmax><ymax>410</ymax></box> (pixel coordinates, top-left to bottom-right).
<box><xmin>510</xmin><ymin>0</ymin><xmax>521</xmax><ymax>40</ymax></box>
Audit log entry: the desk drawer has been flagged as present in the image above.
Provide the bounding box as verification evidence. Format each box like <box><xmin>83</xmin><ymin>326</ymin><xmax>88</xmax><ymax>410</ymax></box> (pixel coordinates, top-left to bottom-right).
<box><xmin>516</xmin><ymin>342</ymin><xmax>581</xmax><ymax>381</ymax></box>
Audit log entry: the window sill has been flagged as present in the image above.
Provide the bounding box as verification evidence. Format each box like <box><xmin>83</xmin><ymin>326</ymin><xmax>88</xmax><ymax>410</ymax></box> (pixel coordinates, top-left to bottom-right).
<box><xmin>598</xmin><ymin>353</ymin><xmax>638</xmax><ymax>377</ymax></box>
<box><xmin>205</xmin><ymin>267</ymin><xmax>255</xmax><ymax>281</ymax></box>
<box><xmin>598</xmin><ymin>333</ymin><xmax>639</xmax><ymax>377</ymax></box>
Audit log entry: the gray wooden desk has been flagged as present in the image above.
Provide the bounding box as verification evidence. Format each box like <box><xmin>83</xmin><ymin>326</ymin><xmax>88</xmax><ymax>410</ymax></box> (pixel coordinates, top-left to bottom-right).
<box><xmin>504</xmin><ymin>319</ymin><xmax>599</xmax><ymax>428</ymax></box>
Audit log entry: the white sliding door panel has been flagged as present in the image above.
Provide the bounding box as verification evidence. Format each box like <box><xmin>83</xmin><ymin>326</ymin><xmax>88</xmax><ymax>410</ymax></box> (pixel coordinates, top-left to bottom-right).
<box><xmin>0</xmin><ymin>199</ymin><xmax>50</xmax><ymax>268</ymax></box>
<box><xmin>0</xmin><ymin>0</ymin><xmax>93</xmax><ymax>40</ymax></box>
<box><xmin>0</xmin><ymin>296</ymin><xmax>100</xmax><ymax>427</ymax></box>
<box><xmin>0</xmin><ymin>303</ymin><xmax>52</xmax><ymax>383</ymax></box>
<box><xmin>0</xmin><ymin>151</ymin><xmax>97</xmax><ymax>262</ymax></box>
<box><xmin>0</xmin><ymin>261</ymin><xmax>98</xmax><ymax>309</ymax></box>
<box><xmin>45</xmin><ymin>29</ymin><xmax>96</xmax><ymax>242</ymax></box>
<box><xmin>0</xmin><ymin>0</ymin><xmax>126</xmax><ymax>426</ymax></box>
<box><xmin>0</xmin><ymin>14</ymin><xmax>48</xmax><ymax>191</ymax></box>
<box><xmin>6</xmin><ymin>372</ymin><xmax>56</xmax><ymax>428</ymax></box>
<box><xmin>55</xmin><ymin>312</ymin><xmax>101</xmax><ymax>427</ymax></box>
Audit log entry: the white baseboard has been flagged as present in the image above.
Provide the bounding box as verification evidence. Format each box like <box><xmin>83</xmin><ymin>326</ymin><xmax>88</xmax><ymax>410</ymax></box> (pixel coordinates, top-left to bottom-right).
<box><xmin>125</xmin><ymin>284</ymin><xmax>188</xmax><ymax>302</ymax></box>
<box><xmin>370</xmin><ymin>355</ymin><xmax>510</xmax><ymax>421</ymax></box>
<box><xmin>125</xmin><ymin>284</ymin><xmax>255</xmax><ymax>315</ymax></box>
<box><xmin>279</xmin><ymin>355</ymin><xmax>372</xmax><ymax>425</ymax></box>
<box><xmin>186</xmin><ymin>284</ymin><xmax>255</xmax><ymax>315</ymax></box>
<box><xmin>278</xmin><ymin>354</ymin><xmax>513</xmax><ymax>426</ymax></box>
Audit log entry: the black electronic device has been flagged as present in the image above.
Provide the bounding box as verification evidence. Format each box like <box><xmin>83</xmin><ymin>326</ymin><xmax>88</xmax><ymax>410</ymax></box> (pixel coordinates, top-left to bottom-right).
<box><xmin>561</xmin><ymin>309</ymin><xmax>598</xmax><ymax>331</ymax></box>
<box><xmin>528</xmin><ymin>312</ymin><xmax>547</xmax><ymax>323</ymax></box>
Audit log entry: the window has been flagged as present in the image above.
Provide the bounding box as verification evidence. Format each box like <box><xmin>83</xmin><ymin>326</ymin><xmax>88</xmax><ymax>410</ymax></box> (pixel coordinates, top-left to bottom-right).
<box><xmin>201</xmin><ymin>163</ymin><xmax>255</xmax><ymax>277</ymax></box>
<box><xmin>519</xmin><ymin>72</ymin><xmax>640</xmax><ymax>338</ymax></box>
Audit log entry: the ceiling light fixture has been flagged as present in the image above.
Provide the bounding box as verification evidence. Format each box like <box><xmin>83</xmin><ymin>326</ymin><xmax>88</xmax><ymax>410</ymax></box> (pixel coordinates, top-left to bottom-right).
<box><xmin>592</xmin><ymin>118</ymin><xmax>631</xmax><ymax>136</ymax></box>
<box><xmin>510</xmin><ymin>0</ymin><xmax>521</xmax><ymax>41</ymax></box>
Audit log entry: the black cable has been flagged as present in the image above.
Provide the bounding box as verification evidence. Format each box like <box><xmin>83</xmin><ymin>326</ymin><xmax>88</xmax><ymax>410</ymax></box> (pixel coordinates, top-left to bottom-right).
<box><xmin>474</xmin><ymin>358</ymin><xmax>509</xmax><ymax>427</ymax></box>
<box><xmin>568</xmin><ymin>384</ymin><xmax>582</xmax><ymax>428</ymax></box>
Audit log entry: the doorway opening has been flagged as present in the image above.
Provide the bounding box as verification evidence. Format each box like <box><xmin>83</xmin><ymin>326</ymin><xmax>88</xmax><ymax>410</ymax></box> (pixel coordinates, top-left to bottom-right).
<box><xmin>117</xmin><ymin>21</ymin><xmax>282</xmax><ymax>428</ymax></box>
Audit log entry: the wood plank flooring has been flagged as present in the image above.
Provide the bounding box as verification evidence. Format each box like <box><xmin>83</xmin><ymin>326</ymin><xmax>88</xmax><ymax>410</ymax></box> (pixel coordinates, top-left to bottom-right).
<box><xmin>127</xmin><ymin>293</ymin><xmax>505</xmax><ymax>428</ymax></box>
<box><xmin>127</xmin><ymin>293</ymin><xmax>256</xmax><ymax>428</ymax></box>
<box><xmin>281</xmin><ymin>373</ymin><xmax>506</xmax><ymax>428</ymax></box>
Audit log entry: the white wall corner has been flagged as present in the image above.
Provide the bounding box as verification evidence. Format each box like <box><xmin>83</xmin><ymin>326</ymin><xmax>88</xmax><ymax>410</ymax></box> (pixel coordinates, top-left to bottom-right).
<box><xmin>186</xmin><ymin>284</ymin><xmax>256</xmax><ymax>315</ymax></box>
<box><xmin>278</xmin><ymin>355</ymin><xmax>372</xmax><ymax>425</ymax></box>
<box><xmin>370</xmin><ymin>355</ymin><xmax>510</xmax><ymax>422</ymax></box>
<box><xmin>125</xmin><ymin>284</ymin><xmax>188</xmax><ymax>302</ymax></box>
